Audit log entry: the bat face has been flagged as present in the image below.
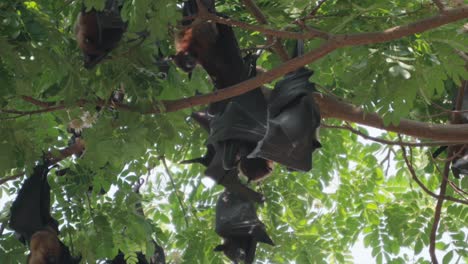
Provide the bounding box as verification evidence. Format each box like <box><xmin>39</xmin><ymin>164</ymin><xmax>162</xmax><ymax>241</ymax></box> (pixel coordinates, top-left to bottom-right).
<box><xmin>173</xmin><ymin>51</ymin><xmax>198</xmax><ymax>73</ymax></box>
<box><xmin>238</xmin><ymin>157</ymin><xmax>274</xmax><ymax>182</ymax></box>
<box><xmin>27</xmin><ymin>229</ymin><xmax>61</xmax><ymax>264</ymax></box>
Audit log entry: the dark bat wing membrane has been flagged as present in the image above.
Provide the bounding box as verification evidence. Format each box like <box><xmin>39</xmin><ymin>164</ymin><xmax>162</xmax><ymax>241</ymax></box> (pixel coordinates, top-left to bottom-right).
<box><xmin>9</xmin><ymin>164</ymin><xmax>56</xmax><ymax>243</ymax></box>
<box><xmin>214</xmin><ymin>191</ymin><xmax>274</xmax><ymax>263</ymax></box>
<box><xmin>250</xmin><ymin>68</ymin><xmax>321</xmax><ymax>171</ymax></box>
<box><xmin>204</xmin><ymin>145</ymin><xmax>265</xmax><ymax>203</ymax></box>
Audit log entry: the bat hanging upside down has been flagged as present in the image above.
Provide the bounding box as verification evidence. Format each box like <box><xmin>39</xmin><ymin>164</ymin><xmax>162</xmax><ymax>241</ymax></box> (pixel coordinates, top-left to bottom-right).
<box><xmin>9</xmin><ymin>163</ymin><xmax>81</xmax><ymax>264</ymax></box>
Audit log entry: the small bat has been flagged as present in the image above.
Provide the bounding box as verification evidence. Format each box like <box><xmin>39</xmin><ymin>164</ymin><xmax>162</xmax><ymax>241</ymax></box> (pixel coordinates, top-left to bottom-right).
<box><xmin>174</xmin><ymin>0</ymin><xmax>245</xmax><ymax>91</ymax></box>
<box><xmin>249</xmin><ymin>40</ymin><xmax>321</xmax><ymax>172</ymax></box>
<box><xmin>75</xmin><ymin>0</ymin><xmax>127</xmax><ymax>69</ymax></box>
<box><xmin>206</xmin><ymin>53</ymin><xmax>273</xmax><ymax>182</ymax></box>
<box><xmin>214</xmin><ymin>191</ymin><xmax>274</xmax><ymax>264</ymax></box>
<box><xmin>9</xmin><ymin>163</ymin><xmax>81</xmax><ymax>263</ymax></box>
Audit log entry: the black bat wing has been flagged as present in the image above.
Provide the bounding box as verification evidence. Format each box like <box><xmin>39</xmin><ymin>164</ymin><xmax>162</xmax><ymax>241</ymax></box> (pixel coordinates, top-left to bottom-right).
<box><xmin>151</xmin><ymin>241</ymin><xmax>166</xmax><ymax>264</ymax></box>
<box><xmin>9</xmin><ymin>164</ymin><xmax>56</xmax><ymax>243</ymax></box>
<box><xmin>215</xmin><ymin>192</ymin><xmax>272</xmax><ymax>242</ymax></box>
<box><xmin>208</xmin><ymin>89</ymin><xmax>268</xmax><ymax>170</ymax></box>
<box><xmin>249</xmin><ymin>64</ymin><xmax>321</xmax><ymax>172</ymax></box>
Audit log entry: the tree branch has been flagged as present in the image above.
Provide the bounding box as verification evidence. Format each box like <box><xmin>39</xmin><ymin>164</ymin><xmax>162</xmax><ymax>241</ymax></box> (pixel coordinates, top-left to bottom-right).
<box><xmin>429</xmin><ymin>161</ymin><xmax>450</xmax><ymax>264</ymax></box>
<box><xmin>398</xmin><ymin>137</ymin><xmax>467</xmax><ymax>205</ymax></box>
<box><xmin>160</xmin><ymin>156</ymin><xmax>189</xmax><ymax>228</ymax></box>
<box><xmin>202</xmin><ymin>5</ymin><xmax>467</xmax><ymax>40</ymax></box>
<box><xmin>323</xmin><ymin>124</ymin><xmax>468</xmax><ymax>146</ymax></box>
<box><xmin>3</xmin><ymin>7</ymin><xmax>468</xmax><ymax>142</ymax></box>
<box><xmin>430</xmin><ymin>82</ymin><xmax>467</xmax><ymax>263</ymax></box>
<box><xmin>241</xmin><ymin>0</ymin><xmax>290</xmax><ymax>61</ymax></box>
<box><xmin>0</xmin><ymin>172</ymin><xmax>25</xmax><ymax>185</ymax></box>
<box><xmin>316</xmin><ymin>94</ymin><xmax>468</xmax><ymax>141</ymax></box>
<box><xmin>0</xmin><ymin>140</ymin><xmax>85</xmax><ymax>185</ymax></box>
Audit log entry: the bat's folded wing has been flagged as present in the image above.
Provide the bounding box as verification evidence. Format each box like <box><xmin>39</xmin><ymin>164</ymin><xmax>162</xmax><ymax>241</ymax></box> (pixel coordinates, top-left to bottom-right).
<box><xmin>9</xmin><ymin>165</ymin><xmax>53</xmax><ymax>243</ymax></box>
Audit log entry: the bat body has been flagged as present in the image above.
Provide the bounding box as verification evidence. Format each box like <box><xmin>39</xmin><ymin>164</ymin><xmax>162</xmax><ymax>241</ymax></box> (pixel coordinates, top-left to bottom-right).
<box><xmin>183</xmin><ymin>111</ymin><xmax>266</xmax><ymax>203</ymax></box>
<box><xmin>214</xmin><ymin>191</ymin><xmax>274</xmax><ymax>263</ymax></box>
<box><xmin>9</xmin><ymin>163</ymin><xmax>81</xmax><ymax>263</ymax></box>
<box><xmin>75</xmin><ymin>0</ymin><xmax>127</xmax><ymax>68</ymax></box>
<box><xmin>249</xmin><ymin>41</ymin><xmax>321</xmax><ymax>171</ymax></box>
<box><xmin>174</xmin><ymin>0</ymin><xmax>245</xmax><ymax>91</ymax></box>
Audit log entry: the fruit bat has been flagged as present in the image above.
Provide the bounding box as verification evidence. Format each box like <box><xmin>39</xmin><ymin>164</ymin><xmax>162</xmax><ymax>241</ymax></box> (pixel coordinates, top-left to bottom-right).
<box><xmin>174</xmin><ymin>0</ymin><xmax>245</xmax><ymax>90</ymax></box>
<box><xmin>249</xmin><ymin>40</ymin><xmax>321</xmax><ymax>172</ymax></box>
<box><xmin>182</xmin><ymin>111</ymin><xmax>265</xmax><ymax>203</ymax></box>
<box><xmin>214</xmin><ymin>191</ymin><xmax>274</xmax><ymax>264</ymax></box>
<box><xmin>9</xmin><ymin>163</ymin><xmax>81</xmax><ymax>263</ymax></box>
<box><xmin>75</xmin><ymin>0</ymin><xmax>127</xmax><ymax>69</ymax></box>
<box><xmin>206</xmin><ymin>53</ymin><xmax>274</xmax><ymax>183</ymax></box>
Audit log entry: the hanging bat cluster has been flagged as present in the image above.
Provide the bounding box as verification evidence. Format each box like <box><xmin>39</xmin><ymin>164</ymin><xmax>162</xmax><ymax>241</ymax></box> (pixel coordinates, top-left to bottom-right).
<box><xmin>176</xmin><ymin>0</ymin><xmax>321</xmax><ymax>262</ymax></box>
<box><xmin>75</xmin><ymin>0</ymin><xmax>127</xmax><ymax>69</ymax></box>
<box><xmin>9</xmin><ymin>162</ymin><xmax>81</xmax><ymax>264</ymax></box>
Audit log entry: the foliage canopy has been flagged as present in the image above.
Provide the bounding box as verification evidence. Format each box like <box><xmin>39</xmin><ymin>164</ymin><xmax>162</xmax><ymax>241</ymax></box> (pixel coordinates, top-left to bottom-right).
<box><xmin>0</xmin><ymin>0</ymin><xmax>467</xmax><ymax>263</ymax></box>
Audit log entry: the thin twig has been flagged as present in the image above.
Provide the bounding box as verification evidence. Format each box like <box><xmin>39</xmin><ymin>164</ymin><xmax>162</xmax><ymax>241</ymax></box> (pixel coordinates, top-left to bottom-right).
<box><xmin>160</xmin><ymin>156</ymin><xmax>189</xmax><ymax>227</ymax></box>
<box><xmin>322</xmin><ymin>124</ymin><xmax>468</xmax><ymax>146</ymax></box>
<box><xmin>0</xmin><ymin>172</ymin><xmax>25</xmax><ymax>185</ymax></box>
<box><xmin>429</xmin><ymin>161</ymin><xmax>449</xmax><ymax>264</ymax></box>
<box><xmin>301</xmin><ymin>0</ymin><xmax>328</xmax><ymax>21</ymax></box>
<box><xmin>429</xmin><ymin>84</ymin><xmax>467</xmax><ymax>264</ymax></box>
<box><xmin>433</xmin><ymin>0</ymin><xmax>445</xmax><ymax>12</ymax></box>
<box><xmin>241</xmin><ymin>0</ymin><xmax>290</xmax><ymax>61</ymax></box>
<box><xmin>398</xmin><ymin>135</ymin><xmax>468</xmax><ymax>205</ymax></box>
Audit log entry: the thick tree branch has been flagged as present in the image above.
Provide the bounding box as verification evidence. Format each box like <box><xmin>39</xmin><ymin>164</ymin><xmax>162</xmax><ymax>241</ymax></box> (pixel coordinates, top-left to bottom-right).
<box><xmin>316</xmin><ymin>94</ymin><xmax>468</xmax><ymax>141</ymax></box>
<box><xmin>241</xmin><ymin>0</ymin><xmax>290</xmax><ymax>61</ymax></box>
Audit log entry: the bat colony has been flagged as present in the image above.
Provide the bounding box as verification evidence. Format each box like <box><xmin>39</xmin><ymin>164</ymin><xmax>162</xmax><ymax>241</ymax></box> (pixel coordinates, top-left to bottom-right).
<box><xmin>8</xmin><ymin>0</ymin><xmax>322</xmax><ymax>263</ymax></box>
<box><xmin>27</xmin><ymin>0</ymin><xmax>468</xmax><ymax>263</ymax></box>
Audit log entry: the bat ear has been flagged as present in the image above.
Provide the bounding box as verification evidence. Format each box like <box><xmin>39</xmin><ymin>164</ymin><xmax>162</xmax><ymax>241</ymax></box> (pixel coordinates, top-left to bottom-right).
<box><xmin>213</xmin><ymin>244</ymin><xmax>225</xmax><ymax>252</ymax></box>
<box><xmin>313</xmin><ymin>140</ymin><xmax>322</xmax><ymax>149</ymax></box>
